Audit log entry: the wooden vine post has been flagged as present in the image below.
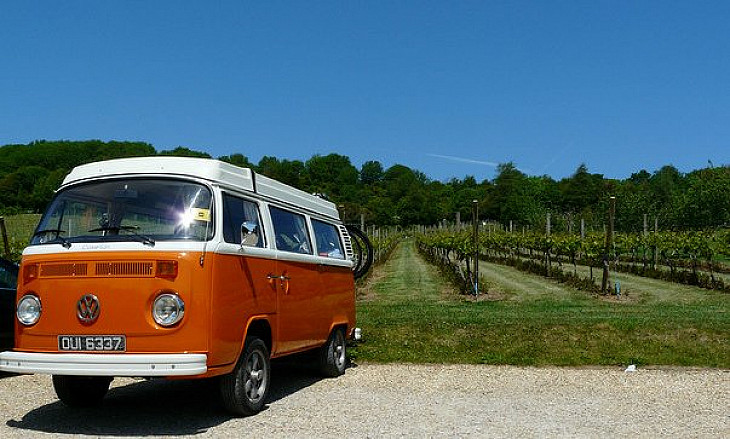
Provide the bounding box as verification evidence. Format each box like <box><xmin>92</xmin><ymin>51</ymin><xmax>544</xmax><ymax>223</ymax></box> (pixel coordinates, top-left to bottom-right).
<box><xmin>601</xmin><ymin>196</ymin><xmax>616</xmax><ymax>294</ymax></box>
<box><xmin>472</xmin><ymin>200</ymin><xmax>479</xmax><ymax>296</ymax></box>
<box><xmin>546</xmin><ymin>212</ymin><xmax>552</xmax><ymax>276</ymax></box>
<box><xmin>653</xmin><ymin>216</ymin><xmax>659</xmax><ymax>269</ymax></box>
<box><xmin>0</xmin><ymin>217</ymin><xmax>9</xmax><ymax>258</ymax></box>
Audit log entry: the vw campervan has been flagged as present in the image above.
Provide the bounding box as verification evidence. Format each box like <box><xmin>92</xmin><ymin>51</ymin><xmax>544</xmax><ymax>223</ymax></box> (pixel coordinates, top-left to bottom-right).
<box><xmin>0</xmin><ymin>157</ymin><xmax>363</xmax><ymax>415</ymax></box>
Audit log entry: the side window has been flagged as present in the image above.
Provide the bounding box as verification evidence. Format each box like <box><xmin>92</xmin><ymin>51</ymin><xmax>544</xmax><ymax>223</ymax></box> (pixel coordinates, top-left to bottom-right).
<box><xmin>222</xmin><ymin>193</ymin><xmax>264</xmax><ymax>247</ymax></box>
<box><xmin>269</xmin><ymin>206</ymin><xmax>312</xmax><ymax>255</ymax></box>
<box><xmin>312</xmin><ymin>220</ymin><xmax>345</xmax><ymax>259</ymax></box>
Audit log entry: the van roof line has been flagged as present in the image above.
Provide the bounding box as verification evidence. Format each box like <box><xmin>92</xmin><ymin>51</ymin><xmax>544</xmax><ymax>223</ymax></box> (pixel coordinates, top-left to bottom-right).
<box><xmin>62</xmin><ymin>157</ymin><xmax>341</xmax><ymax>220</ymax></box>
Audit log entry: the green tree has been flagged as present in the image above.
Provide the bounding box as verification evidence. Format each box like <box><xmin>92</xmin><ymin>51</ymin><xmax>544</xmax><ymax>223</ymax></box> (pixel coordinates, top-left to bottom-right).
<box><xmin>678</xmin><ymin>167</ymin><xmax>730</xmax><ymax>228</ymax></box>
<box><xmin>0</xmin><ymin>166</ymin><xmax>49</xmax><ymax>209</ymax></box>
<box><xmin>158</xmin><ymin>147</ymin><xmax>212</xmax><ymax>158</ymax></box>
<box><xmin>304</xmin><ymin>154</ymin><xmax>359</xmax><ymax>201</ymax></box>
<box><xmin>360</xmin><ymin>160</ymin><xmax>384</xmax><ymax>185</ymax></box>
<box><xmin>486</xmin><ymin>163</ymin><xmax>544</xmax><ymax>226</ymax></box>
<box><xmin>257</xmin><ymin>156</ymin><xmax>305</xmax><ymax>188</ymax></box>
<box><xmin>219</xmin><ymin>153</ymin><xmax>255</xmax><ymax>169</ymax></box>
<box><xmin>560</xmin><ymin>164</ymin><xmax>605</xmax><ymax>214</ymax></box>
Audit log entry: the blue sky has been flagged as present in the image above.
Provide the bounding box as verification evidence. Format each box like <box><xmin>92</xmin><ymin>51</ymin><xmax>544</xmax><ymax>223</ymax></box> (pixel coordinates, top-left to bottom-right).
<box><xmin>1</xmin><ymin>1</ymin><xmax>728</xmax><ymax>181</ymax></box>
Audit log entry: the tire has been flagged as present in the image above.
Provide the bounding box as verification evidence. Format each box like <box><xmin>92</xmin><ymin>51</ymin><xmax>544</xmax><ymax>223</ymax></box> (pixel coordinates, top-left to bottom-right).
<box><xmin>345</xmin><ymin>225</ymin><xmax>373</xmax><ymax>280</ymax></box>
<box><xmin>219</xmin><ymin>337</ymin><xmax>271</xmax><ymax>416</ymax></box>
<box><xmin>52</xmin><ymin>375</ymin><xmax>113</xmax><ymax>407</ymax></box>
<box><xmin>319</xmin><ymin>327</ymin><xmax>347</xmax><ymax>377</ymax></box>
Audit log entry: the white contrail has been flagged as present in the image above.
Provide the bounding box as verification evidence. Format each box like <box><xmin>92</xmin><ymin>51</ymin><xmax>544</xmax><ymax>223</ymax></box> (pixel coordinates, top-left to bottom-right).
<box><xmin>539</xmin><ymin>143</ymin><xmax>572</xmax><ymax>175</ymax></box>
<box><xmin>427</xmin><ymin>153</ymin><xmax>499</xmax><ymax>167</ymax></box>
<box><xmin>428</xmin><ymin>153</ymin><xmax>531</xmax><ymax>173</ymax></box>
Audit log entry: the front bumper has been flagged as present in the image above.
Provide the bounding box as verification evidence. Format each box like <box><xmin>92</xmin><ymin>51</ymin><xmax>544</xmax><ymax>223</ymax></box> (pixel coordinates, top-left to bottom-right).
<box><xmin>0</xmin><ymin>351</ymin><xmax>207</xmax><ymax>376</ymax></box>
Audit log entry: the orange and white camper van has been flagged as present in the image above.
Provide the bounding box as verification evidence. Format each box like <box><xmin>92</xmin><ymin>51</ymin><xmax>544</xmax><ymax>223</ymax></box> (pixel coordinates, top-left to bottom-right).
<box><xmin>0</xmin><ymin>156</ymin><xmax>367</xmax><ymax>415</ymax></box>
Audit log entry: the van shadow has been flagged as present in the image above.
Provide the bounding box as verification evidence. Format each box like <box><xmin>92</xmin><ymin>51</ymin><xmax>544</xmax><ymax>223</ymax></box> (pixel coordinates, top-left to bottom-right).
<box><xmin>5</xmin><ymin>357</ymin><xmax>326</xmax><ymax>436</ymax></box>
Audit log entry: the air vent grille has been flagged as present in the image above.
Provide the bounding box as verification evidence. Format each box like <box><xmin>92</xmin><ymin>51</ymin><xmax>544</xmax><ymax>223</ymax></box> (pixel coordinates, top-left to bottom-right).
<box><xmin>40</xmin><ymin>263</ymin><xmax>88</xmax><ymax>277</ymax></box>
<box><xmin>95</xmin><ymin>262</ymin><xmax>154</xmax><ymax>277</ymax></box>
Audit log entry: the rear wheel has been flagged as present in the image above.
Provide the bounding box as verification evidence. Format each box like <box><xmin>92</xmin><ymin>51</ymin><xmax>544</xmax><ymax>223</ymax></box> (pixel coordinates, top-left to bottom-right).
<box><xmin>319</xmin><ymin>327</ymin><xmax>347</xmax><ymax>377</ymax></box>
<box><xmin>52</xmin><ymin>375</ymin><xmax>113</xmax><ymax>407</ymax></box>
<box><xmin>219</xmin><ymin>337</ymin><xmax>271</xmax><ymax>416</ymax></box>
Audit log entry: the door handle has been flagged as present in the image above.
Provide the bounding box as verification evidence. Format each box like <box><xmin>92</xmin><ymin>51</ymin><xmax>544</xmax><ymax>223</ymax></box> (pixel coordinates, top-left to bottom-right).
<box><xmin>266</xmin><ymin>273</ymin><xmax>278</xmax><ymax>289</ymax></box>
<box><xmin>267</xmin><ymin>273</ymin><xmax>291</xmax><ymax>294</ymax></box>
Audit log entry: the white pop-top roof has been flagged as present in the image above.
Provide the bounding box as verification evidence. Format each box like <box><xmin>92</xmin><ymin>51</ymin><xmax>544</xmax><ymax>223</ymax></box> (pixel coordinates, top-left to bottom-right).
<box><xmin>62</xmin><ymin>156</ymin><xmax>341</xmax><ymax>220</ymax></box>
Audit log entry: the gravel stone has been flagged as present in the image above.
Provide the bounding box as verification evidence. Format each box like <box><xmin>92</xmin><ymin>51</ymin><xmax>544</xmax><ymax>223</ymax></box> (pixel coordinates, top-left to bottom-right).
<box><xmin>0</xmin><ymin>364</ymin><xmax>727</xmax><ymax>438</ymax></box>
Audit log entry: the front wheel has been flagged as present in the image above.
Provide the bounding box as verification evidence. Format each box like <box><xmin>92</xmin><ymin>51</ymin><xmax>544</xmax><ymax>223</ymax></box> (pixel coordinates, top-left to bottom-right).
<box><xmin>219</xmin><ymin>337</ymin><xmax>271</xmax><ymax>416</ymax></box>
<box><xmin>319</xmin><ymin>327</ymin><xmax>347</xmax><ymax>377</ymax></box>
<box><xmin>52</xmin><ymin>375</ymin><xmax>113</xmax><ymax>407</ymax></box>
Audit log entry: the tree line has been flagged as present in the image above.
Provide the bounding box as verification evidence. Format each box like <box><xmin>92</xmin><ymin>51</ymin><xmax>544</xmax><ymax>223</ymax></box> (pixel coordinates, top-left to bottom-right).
<box><xmin>0</xmin><ymin>140</ymin><xmax>728</xmax><ymax>231</ymax></box>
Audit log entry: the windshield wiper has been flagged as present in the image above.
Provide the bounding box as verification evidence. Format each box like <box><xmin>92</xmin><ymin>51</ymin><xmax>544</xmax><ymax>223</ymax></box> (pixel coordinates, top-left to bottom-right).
<box><xmin>123</xmin><ymin>228</ymin><xmax>156</xmax><ymax>247</ymax></box>
<box><xmin>88</xmin><ymin>225</ymin><xmax>139</xmax><ymax>233</ymax></box>
<box><xmin>32</xmin><ymin>229</ymin><xmax>71</xmax><ymax>249</ymax></box>
<box><xmin>88</xmin><ymin>225</ymin><xmax>155</xmax><ymax>247</ymax></box>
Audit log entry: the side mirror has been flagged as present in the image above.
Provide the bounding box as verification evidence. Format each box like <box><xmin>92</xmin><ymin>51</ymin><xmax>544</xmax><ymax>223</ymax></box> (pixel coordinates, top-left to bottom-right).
<box><xmin>240</xmin><ymin>221</ymin><xmax>259</xmax><ymax>247</ymax></box>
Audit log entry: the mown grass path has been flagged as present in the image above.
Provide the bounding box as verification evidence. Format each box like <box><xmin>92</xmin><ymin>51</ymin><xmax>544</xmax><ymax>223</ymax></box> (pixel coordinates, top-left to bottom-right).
<box><xmin>563</xmin><ymin>260</ymin><xmax>726</xmax><ymax>303</ymax></box>
<box><xmin>355</xmin><ymin>238</ymin><xmax>729</xmax><ymax>367</ymax></box>
<box><xmin>481</xmin><ymin>254</ymin><xmax>728</xmax><ymax>303</ymax></box>
<box><xmin>360</xmin><ymin>237</ymin><xmax>449</xmax><ymax>304</ymax></box>
<box><xmin>476</xmin><ymin>260</ymin><xmax>576</xmax><ymax>301</ymax></box>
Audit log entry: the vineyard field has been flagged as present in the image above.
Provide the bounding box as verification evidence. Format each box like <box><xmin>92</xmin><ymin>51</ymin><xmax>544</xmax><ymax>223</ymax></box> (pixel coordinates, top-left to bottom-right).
<box><xmin>355</xmin><ymin>239</ymin><xmax>729</xmax><ymax>367</ymax></box>
<box><xmin>418</xmin><ymin>229</ymin><xmax>730</xmax><ymax>294</ymax></box>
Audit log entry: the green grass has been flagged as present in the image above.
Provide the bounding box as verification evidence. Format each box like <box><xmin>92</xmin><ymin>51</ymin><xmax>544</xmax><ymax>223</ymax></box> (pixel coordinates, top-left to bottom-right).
<box><xmin>1</xmin><ymin>214</ymin><xmax>40</xmax><ymax>262</ymax></box>
<box><xmin>353</xmin><ymin>239</ymin><xmax>729</xmax><ymax>367</ymax></box>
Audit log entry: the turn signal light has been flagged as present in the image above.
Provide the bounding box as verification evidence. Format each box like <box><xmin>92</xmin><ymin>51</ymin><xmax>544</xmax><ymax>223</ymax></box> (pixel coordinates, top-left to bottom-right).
<box><xmin>23</xmin><ymin>264</ymin><xmax>38</xmax><ymax>285</ymax></box>
<box><xmin>156</xmin><ymin>260</ymin><xmax>178</xmax><ymax>279</ymax></box>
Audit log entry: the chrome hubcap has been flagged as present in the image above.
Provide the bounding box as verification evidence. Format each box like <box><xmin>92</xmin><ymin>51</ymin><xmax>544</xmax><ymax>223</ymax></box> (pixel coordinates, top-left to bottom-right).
<box><xmin>334</xmin><ymin>332</ymin><xmax>346</xmax><ymax>368</ymax></box>
<box><xmin>244</xmin><ymin>351</ymin><xmax>267</xmax><ymax>403</ymax></box>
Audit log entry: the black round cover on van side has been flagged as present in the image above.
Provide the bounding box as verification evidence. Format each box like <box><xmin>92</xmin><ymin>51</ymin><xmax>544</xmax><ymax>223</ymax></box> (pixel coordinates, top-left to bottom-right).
<box><xmin>345</xmin><ymin>225</ymin><xmax>373</xmax><ymax>280</ymax></box>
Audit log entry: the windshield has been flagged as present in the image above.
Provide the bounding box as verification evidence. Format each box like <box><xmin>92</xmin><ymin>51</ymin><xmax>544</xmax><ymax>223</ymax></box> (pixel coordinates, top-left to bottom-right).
<box><xmin>31</xmin><ymin>178</ymin><xmax>214</xmax><ymax>246</ymax></box>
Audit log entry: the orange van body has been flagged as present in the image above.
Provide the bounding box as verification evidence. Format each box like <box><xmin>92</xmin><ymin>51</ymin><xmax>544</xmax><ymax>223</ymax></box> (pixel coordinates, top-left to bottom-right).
<box><xmin>14</xmin><ymin>250</ymin><xmax>355</xmax><ymax>378</ymax></box>
<box><xmin>0</xmin><ymin>157</ymin><xmax>358</xmax><ymax>391</ymax></box>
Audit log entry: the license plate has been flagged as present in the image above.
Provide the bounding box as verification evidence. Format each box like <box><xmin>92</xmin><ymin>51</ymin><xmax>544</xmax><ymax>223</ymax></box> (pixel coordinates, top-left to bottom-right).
<box><xmin>58</xmin><ymin>335</ymin><xmax>126</xmax><ymax>352</ymax></box>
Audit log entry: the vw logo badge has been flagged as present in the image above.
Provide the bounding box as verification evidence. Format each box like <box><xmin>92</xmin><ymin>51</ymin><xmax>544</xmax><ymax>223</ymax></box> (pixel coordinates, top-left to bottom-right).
<box><xmin>77</xmin><ymin>294</ymin><xmax>100</xmax><ymax>324</ymax></box>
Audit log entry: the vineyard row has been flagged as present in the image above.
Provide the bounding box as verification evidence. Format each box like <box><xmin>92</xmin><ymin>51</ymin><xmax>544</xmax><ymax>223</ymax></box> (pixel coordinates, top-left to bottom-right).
<box><xmin>417</xmin><ymin>229</ymin><xmax>730</xmax><ymax>294</ymax></box>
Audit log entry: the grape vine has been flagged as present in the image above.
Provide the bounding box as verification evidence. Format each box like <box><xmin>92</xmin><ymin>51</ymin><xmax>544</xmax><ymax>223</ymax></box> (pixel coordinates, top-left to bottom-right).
<box><xmin>417</xmin><ymin>229</ymin><xmax>730</xmax><ymax>294</ymax></box>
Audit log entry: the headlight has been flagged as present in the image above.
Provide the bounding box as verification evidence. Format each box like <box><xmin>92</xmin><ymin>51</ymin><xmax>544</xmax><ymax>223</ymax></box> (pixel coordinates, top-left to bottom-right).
<box><xmin>17</xmin><ymin>294</ymin><xmax>42</xmax><ymax>326</ymax></box>
<box><xmin>152</xmin><ymin>293</ymin><xmax>185</xmax><ymax>326</ymax></box>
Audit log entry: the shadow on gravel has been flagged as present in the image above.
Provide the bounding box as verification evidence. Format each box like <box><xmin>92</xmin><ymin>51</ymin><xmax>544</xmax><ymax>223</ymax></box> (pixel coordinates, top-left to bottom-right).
<box><xmin>5</xmin><ymin>357</ymin><xmax>328</xmax><ymax>436</ymax></box>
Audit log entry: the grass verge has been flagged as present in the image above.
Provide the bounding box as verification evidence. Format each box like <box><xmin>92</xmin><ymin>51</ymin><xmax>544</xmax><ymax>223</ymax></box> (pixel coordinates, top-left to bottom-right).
<box><xmin>1</xmin><ymin>214</ymin><xmax>40</xmax><ymax>262</ymax></box>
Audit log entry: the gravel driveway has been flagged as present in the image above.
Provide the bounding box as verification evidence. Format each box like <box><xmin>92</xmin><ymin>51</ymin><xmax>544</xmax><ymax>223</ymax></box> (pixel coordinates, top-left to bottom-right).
<box><xmin>0</xmin><ymin>363</ymin><xmax>727</xmax><ymax>438</ymax></box>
